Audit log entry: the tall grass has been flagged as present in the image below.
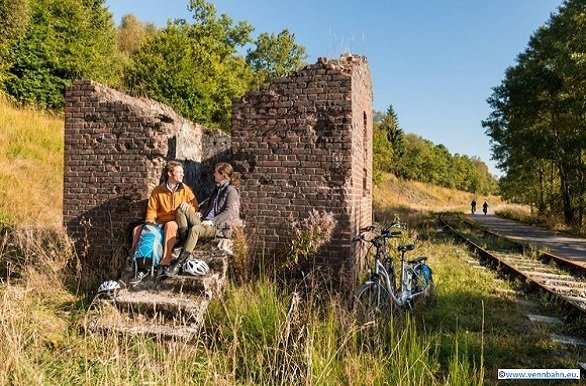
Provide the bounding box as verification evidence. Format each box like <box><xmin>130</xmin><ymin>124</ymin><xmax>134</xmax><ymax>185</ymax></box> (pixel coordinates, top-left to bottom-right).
<box><xmin>2</xmin><ymin>218</ymin><xmax>585</xmax><ymax>384</ymax></box>
<box><xmin>1</xmin><ymin>102</ymin><xmax>584</xmax><ymax>384</ymax></box>
<box><xmin>0</xmin><ymin>98</ymin><xmax>63</xmax><ymax>228</ymax></box>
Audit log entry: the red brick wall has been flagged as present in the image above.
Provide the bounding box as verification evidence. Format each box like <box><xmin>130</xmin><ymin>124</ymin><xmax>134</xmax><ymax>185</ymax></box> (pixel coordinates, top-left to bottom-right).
<box><xmin>231</xmin><ymin>54</ymin><xmax>373</xmax><ymax>282</ymax></box>
<box><xmin>63</xmin><ymin>80</ymin><xmax>229</xmax><ymax>276</ymax></box>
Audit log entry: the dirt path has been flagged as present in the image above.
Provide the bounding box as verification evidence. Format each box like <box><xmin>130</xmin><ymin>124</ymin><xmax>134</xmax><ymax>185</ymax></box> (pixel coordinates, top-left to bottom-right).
<box><xmin>467</xmin><ymin>213</ymin><xmax>586</xmax><ymax>266</ymax></box>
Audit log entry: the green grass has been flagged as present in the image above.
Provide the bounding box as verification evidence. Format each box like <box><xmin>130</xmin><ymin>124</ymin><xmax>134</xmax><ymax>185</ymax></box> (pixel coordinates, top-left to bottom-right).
<box><xmin>2</xmin><ymin>222</ymin><xmax>584</xmax><ymax>385</ymax></box>
<box><xmin>0</xmin><ymin>101</ymin><xmax>584</xmax><ymax>385</ymax></box>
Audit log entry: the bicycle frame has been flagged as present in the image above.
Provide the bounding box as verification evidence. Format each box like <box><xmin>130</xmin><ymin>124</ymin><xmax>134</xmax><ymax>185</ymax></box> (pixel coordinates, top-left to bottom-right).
<box><xmin>361</xmin><ymin>230</ymin><xmax>432</xmax><ymax>310</ymax></box>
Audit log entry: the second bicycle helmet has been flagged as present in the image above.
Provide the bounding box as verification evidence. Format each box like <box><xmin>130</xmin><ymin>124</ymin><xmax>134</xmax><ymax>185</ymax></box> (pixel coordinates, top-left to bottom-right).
<box><xmin>183</xmin><ymin>259</ymin><xmax>210</xmax><ymax>276</ymax></box>
<box><xmin>97</xmin><ymin>280</ymin><xmax>121</xmax><ymax>298</ymax></box>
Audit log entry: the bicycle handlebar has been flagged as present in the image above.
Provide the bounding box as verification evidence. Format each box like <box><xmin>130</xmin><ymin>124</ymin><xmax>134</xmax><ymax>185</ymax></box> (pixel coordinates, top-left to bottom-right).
<box><xmin>353</xmin><ymin>227</ymin><xmax>404</xmax><ymax>244</ymax></box>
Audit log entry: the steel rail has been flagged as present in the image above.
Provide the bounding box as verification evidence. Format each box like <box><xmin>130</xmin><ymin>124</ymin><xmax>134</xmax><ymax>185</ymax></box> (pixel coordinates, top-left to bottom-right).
<box><xmin>439</xmin><ymin>213</ymin><xmax>586</xmax><ymax>317</ymax></box>
<box><xmin>460</xmin><ymin>216</ymin><xmax>586</xmax><ymax>275</ymax></box>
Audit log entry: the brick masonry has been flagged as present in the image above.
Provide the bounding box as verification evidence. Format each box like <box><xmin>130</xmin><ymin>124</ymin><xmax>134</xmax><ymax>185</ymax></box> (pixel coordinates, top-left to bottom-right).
<box><xmin>63</xmin><ymin>80</ymin><xmax>230</xmax><ymax>276</ymax></box>
<box><xmin>231</xmin><ymin>54</ymin><xmax>373</xmax><ymax>283</ymax></box>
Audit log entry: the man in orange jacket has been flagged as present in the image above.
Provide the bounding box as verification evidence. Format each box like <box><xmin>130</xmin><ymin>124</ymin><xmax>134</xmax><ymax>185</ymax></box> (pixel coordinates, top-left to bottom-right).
<box><xmin>129</xmin><ymin>160</ymin><xmax>198</xmax><ymax>283</ymax></box>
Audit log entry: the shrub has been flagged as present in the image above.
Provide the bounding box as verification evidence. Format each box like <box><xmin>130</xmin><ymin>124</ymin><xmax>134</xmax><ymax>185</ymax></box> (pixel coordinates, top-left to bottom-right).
<box><xmin>284</xmin><ymin>209</ymin><xmax>336</xmax><ymax>267</ymax></box>
<box><xmin>230</xmin><ymin>224</ymin><xmax>251</xmax><ymax>283</ymax></box>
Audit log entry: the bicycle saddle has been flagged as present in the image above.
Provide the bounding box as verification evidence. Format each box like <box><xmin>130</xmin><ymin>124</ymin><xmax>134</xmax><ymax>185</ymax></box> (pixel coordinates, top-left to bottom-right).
<box><xmin>398</xmin><ymin>244</ymin><xmax>415</xmax><ymax>252</ymax></box>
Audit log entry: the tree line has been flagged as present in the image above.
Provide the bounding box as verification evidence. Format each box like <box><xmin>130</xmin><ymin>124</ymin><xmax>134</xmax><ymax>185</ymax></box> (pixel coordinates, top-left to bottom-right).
<box><xmin>0</xmin><ymin>0</ymin><xmax>306</xmax><ymax>130</ymax></box>
<box><xmin>374</xmin><ymin>105</ymin><xmax>499</xmax><ymax>195</ymax></box>
<box><xmin>483</xmin><ymin>0</ymin><xmax>586</xmax><ymax>228</ymax></box>
<box><xmin>0</xmin><ymin>0</ymin><xmax>499</xmax><ymax>195</ymax></box>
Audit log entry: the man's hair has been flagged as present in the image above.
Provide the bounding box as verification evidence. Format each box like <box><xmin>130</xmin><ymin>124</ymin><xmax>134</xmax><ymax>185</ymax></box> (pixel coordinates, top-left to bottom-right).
<box><xmin>166</xmin><ymin>160</ymin><xmax>183</xmax><ymax>175</ymax></box>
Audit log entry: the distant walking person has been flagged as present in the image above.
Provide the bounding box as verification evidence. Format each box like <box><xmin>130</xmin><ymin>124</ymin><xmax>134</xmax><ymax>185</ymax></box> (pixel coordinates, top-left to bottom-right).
<box><xmin>471</xmin><ymin>199</ymin><xmax>477</xmax><ymax>215</ymax></box>
<box><xmin>482</xmin><ymin>201</ymin><xmax>488</xmax><ymax>215</ymax></box>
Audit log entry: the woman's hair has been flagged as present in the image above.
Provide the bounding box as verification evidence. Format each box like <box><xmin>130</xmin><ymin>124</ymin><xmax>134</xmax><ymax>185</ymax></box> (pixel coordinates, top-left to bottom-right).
<box><xmin>215</xmin><ymin>162</ymin><xmax>241</xmax><ymax>188</ymax></box>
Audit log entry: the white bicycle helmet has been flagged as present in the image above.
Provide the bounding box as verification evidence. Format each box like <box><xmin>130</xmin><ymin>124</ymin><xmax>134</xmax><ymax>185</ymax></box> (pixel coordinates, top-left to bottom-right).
<box><xmin>183</xmin><ymin>259</ymin><xmax>210</xmax><ymax>276</ymax></box>
<box><xmin>97</xmin><ymin>280</ymin><xmax>121</xmax><ymax>298</ymax></box>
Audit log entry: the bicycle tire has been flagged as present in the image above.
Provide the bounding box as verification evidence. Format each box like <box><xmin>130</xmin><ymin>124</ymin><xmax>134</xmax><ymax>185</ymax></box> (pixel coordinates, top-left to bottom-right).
<box><xmin>354</xmin><ymin>281</ymin><xmax>392</xmax><ymax>321</ymax></box>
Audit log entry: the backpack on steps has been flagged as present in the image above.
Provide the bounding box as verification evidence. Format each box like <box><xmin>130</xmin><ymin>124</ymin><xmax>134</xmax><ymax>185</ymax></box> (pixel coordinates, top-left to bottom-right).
<box><xmin>132</xmin><ymin>223</ymin><xmax>164</xmax><ymax>275</ymax></box>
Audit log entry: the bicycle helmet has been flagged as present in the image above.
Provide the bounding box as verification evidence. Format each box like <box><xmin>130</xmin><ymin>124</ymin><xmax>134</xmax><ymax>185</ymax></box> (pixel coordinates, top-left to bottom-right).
<box><xmin>97</xmin><ymin>280</ymin><xmax>121</xmax><ymax>298</ymax></box>
<box><xmin>183</xmin><ymin>259</ymin><xmax>210</xmax><ymax>276</ymax></box>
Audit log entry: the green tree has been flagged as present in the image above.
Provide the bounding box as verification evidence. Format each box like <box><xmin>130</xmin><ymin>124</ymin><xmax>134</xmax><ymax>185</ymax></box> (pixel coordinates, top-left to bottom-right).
<box><xmin>2</xmin><ymin>0</ymin><xmax>121</xmax><ymax>109</ymax></box>
<box><xmin>484</xmin><ymin>0</ymin><xmax>586</xmax><ymax>226</ymax></box>
<box><xmin>372</xmin><ymin>104</ymin><xmax>405</xmax><ymax>178</ymax></box>
<box><xmin>0</xmin><ymin>0</ymin><xmax>30</xmax><ymax>83</ymax></box>
<box><xmin>246</xmin><ymin>29</ymin><xmax>307</xmax><ymax>86</ymax></box>
<box><xmin>396</xmin><ymin>134</ymin><xmax>498</xmax><ymax>194</ymax></box>
<box><xmin>380</xmin><ymin>105</ymin><xmax>405</xmax><ymax>167</ymax></box>
<box><xmin>372</xmin><ymin>125</ymin><xmax>393</xmax><ymax>182</ymax></box>
<box><xmin>123</xmin><ymin>0</ymin><xmax>254</xmax><ymax>129</ymax></box>
<box><xmin>116</xmin><ymin>14</ymin><xmax>157</xmax><ymax>57</ymax></box>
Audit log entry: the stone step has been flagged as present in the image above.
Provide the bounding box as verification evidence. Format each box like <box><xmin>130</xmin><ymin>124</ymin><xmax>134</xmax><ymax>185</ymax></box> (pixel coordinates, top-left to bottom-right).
<box><xmin>89</xmin><ymin>244</ymin><xmax>230</xmax><ymax>342</ymax></box>
<box><xmin>158</xmin><ymin>272</ymin><xmax>225</xmax><ymax>297</ymax></box>
<box><xmin>85</xmin><ymin>311</ymin><xmax>204</xmax><ymax>342</ymax></box>
<box><xmin>120</xmin><ymin>254</ymin><xmax>229</xmax><ymax>296</ymax></box>
<box><xmin>98</xmin><ymin>289</ymin><xmax>210</xmax><ymax>322</ymax></box>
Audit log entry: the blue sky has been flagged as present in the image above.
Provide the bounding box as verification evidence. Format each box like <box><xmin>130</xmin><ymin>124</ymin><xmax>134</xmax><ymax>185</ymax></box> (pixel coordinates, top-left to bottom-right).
<box><xmin>105</xmin><ymin>0</ymin><xmax>564</xmax><ymax>177</ymax></box>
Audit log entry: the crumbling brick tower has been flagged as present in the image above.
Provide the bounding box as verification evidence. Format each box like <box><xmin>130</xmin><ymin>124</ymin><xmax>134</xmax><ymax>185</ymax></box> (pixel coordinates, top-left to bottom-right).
<box><xmin>63</xmin><ymin>80</ymin><xmax>229</xmax><ymax>279</ymax></box>
<box><xmin>231</xmin><ymin>54</ymin><xmax>373</xmax><ymax>283</ymax></box>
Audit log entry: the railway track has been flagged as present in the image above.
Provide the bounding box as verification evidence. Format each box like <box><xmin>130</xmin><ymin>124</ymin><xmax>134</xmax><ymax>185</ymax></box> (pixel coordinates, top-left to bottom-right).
<box><xmin>439</xmin><ymin>212</ymin><xmax>586</xmax><ymax>317</ymax></box>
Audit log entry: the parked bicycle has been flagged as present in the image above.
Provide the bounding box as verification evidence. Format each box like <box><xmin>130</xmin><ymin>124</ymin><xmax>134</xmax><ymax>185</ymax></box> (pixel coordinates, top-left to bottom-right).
<box><xmin>354</xmin><ymin>224</ymin><xmax>434</xmax><ymax>319</ymax></box>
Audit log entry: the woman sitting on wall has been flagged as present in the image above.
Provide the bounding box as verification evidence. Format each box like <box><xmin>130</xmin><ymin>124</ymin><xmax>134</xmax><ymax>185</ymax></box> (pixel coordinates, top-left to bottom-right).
<box><xmin>165</xmin><ymin>162</ymin><xmax>241</xmax><ymax>277</ymax></box>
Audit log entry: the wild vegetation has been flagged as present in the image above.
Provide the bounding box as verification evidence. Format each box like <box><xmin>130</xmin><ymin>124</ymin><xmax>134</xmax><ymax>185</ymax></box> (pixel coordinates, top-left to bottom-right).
<box><xmin>373</xmin><ymin>106</ymin><xmax>499</xmax><ymax>195</ymax></box>
<box><xmin>1</xmin><ymin>165</ymin><xmax>583</xmax><ymax>384</ymax></box>
<box><xmin>0</xmin><ymin>0</ymin><xmax>307</xmax><ymax>130</ymax></box>
<box><xmin>0</xmin><ymin>97</ymin><xmax>63</xmax><ymax>227</ymax></box>
<box><xmin>0</xmin><ymin>100</ymin><xmax>579</xmax><ymax>384</ymax></box>
<box><xmin>483</xmin><ymin>0</ymin><xmax>586</xmax><ymax>230</ymax></box>
<box><xmin>1</xmin><ymin>0</ymin><xmax>584</xmax><ymax>383</ymax></box>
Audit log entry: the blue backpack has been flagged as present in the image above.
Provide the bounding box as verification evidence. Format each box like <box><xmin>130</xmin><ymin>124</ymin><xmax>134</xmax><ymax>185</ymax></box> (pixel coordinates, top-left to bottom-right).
<box><xmin>133</xmin><ymin>224</ymin><xmax>164</xmax><ymax>274</ymax></box>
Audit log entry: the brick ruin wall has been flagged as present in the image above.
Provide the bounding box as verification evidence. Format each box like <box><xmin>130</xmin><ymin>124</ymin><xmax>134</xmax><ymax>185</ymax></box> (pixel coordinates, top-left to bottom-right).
<box><xmin>63</xmin><ymin>80</ymin><xmax>230</xmax><ymax>276</ymax></box>
<box><xmin>231</xmin><ymin>54</ymin><xmax>373</xmax><ymax>282</ymax></box>
<box><xmin>63</xmin><ymin>55</ymin><xmax>373</xmax><ymax>285</ymax></box>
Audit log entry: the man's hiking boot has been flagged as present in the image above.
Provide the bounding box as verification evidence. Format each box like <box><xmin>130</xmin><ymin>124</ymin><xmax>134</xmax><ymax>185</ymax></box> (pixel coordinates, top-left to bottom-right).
<box><xmin>166</xmin><ymin>250</ymin><xmax>191</xmax><ymax>278</ymax></box>
<box><xmin>129</xmin><ymin>270</ymin><xmax>149</xmax><ymax>285</ymax></box>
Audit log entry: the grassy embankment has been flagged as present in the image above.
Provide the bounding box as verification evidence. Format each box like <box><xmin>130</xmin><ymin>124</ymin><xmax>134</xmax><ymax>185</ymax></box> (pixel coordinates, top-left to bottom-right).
<box><xmin>0</xmin><ymin>100</ymin><xmax>583</xmax><ymax>385</ymax></box>
<box><xmin>0</xmin><ymin>97</ymin><xmax>63</xmax><ymax>228</ymax></box>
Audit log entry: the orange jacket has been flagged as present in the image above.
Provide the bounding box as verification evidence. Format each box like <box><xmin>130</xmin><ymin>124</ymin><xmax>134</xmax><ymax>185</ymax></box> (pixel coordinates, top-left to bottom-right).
<box><xmin>145</xmin><ymin>183</ymin><xmax>198</xmax><ymax>224</ymax></box>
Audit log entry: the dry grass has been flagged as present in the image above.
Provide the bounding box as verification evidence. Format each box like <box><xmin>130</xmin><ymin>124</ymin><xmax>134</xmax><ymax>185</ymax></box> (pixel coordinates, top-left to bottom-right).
<box><xmin>4</xmin><ymin>98</ymin><xmax>580</xmax><ymax>384</ymax></box>
<box><xmin>0</xmin><ymin>97</ymin><xmax>63</xmax><ymax>228</ymax></box>
<box><xmin>373</xmin><ymin>173</ymin><xmax>506</xmax><ymax>224</ymax></box>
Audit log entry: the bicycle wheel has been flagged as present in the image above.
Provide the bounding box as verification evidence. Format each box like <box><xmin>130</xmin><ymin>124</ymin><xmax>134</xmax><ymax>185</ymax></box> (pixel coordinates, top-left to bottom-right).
<box><xmin>354</xmin><ymin>281</ymin><xmax>392</xmax><ymax>321</ymax></box>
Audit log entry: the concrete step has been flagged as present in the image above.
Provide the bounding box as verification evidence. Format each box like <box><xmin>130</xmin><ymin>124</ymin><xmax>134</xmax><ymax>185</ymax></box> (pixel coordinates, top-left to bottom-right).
<box><xmin>551</xmin><ymin>334</ymin><xmax>586</xmax><ymax>347</ymax></box>
<box><xmin>102</xmin><ymin>289</ymin><xmax>210</xmax><ymax>321</ymax></box>
<box><xmin>89</xmin><ymin>243</ymin><xmax>230</xmax><ymax>342</ymax></box>
<box><xmin>158</xmin><ymin>272</ymin><xmax>225</xmax><ymax>296</ymax></box>
<box><xmin>84</xmin><ymin>310</ymin><xmax>204</xmax><ymax>342</ymax></box>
